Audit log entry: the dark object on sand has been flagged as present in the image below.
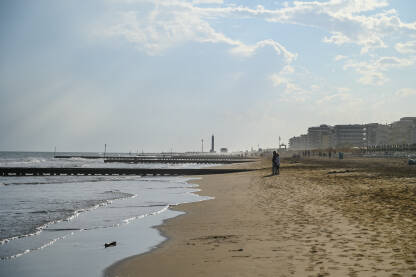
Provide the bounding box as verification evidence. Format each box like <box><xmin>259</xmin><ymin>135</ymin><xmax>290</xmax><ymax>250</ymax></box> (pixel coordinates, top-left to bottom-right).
<box><xmin>409</xmin><ymin>159</ymin><xmax>416</xmax><ymax>165</ymax></box>
<box><xmin>328</xmin><ymin>170</ymin><xmax>352</xmax><ymax>174</ymax></box>
<box><xmin>105</xmin><ymin>241</ymin><xmax>117</xmax><ymax>248</ymax></box>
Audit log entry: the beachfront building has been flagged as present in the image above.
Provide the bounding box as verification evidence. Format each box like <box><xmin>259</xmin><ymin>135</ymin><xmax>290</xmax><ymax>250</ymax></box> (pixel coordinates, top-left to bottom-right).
<box><xmin>289</xmin><ymin>134</ymin><xmax>309</xmax><ymax>150</ymax></box>
<box><xmin>390</xmin><ymin>117</ymin><xmax>416</xmax><ymax>145</ymax></box>
<box><xmin>365</xmin><ymin>123</ymin><xmax>391</xmax><ymax>146</ymax></box>
<box><xmin>307</xmin><ymin>125</ymin><xmax>334</xmax><ymax>149</ymax></box>
<box><xmin>288</xmin><ymin>116</ymin><xmax>416</xmax><ymax>151</ymax></box>
<box><xmin>334</xmin><ymin>124</ymin><xmax>366</xmax><ymax>148</ymax></box>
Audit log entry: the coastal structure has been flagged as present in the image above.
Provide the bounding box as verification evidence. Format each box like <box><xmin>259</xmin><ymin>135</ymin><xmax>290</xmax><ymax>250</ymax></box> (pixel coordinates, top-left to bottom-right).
<box><xmin>289</xmin><ymin>117</ymin><xmax>416</xmax><ymax>150</ymax></box>
<box><xmin>390</xmin><ymin>117</ymin><xmax>416</xmax><ymax>145</ymax></box>
<box><xmin>210</xmin><ymin>134</ymin><xmax>215</xmax><ymax>153</ymax></box>
<box><xmin>307</xmin><ymin>125</ymin><xmax>334</xmax><ymax>149</ymax></box>
<box><xmin>365</xmin><ymin>123</ymin><xmax>391</xmax><ymax>146</ymax></box>
<box><xmin>0</xmin><ymin>167</ymin><xmax>256</xmax><ymax>177</ymax></box>
<box><xmin>334</xmin><ymin>124</ymin><xmax>366</xmax><ymax>148</ymax></box>
<box><xmin>220</xmin><ymin>148</ymin><xmax>228</xmax><ymax>153</ymax></box>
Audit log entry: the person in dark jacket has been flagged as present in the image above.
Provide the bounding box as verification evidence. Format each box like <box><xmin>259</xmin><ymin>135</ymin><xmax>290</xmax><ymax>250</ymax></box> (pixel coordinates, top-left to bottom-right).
<box><xmin>272</xmin><ymin>151</ymin><xmax>280</xmax><ymax>175</ymax></box>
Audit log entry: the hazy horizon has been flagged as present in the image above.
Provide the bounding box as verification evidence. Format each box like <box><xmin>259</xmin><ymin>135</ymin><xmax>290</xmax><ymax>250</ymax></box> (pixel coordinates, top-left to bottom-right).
<box><xmin>1</xmin><ymin>0</ymin><xmax>415</xmax><ymax>153</ymax></box>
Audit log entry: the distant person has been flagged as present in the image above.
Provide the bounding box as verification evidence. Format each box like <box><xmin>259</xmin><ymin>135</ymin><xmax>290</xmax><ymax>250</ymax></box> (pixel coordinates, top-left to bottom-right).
<box><xmin>272</xmin><ymin>151</ymin><xmax>280</xmax><ymax>175</ymax></box>
<box><xmin>272</xmin><ymin>151</ymin><xmax>277</xmax><ymax>175</ymax></box>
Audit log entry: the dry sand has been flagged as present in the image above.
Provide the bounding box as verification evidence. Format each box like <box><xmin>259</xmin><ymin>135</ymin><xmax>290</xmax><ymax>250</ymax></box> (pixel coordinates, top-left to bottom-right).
<box><xmin>106</xmin><ymin>157</ymin><xmax>416</xmax><ymax>277</ymax></box>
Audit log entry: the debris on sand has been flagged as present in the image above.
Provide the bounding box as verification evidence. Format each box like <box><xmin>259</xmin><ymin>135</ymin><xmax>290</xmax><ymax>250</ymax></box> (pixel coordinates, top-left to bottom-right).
<box><xmin>105</xmin><ymin>241</ymin><xmax>117</xmax><ymax>248</ymax></box>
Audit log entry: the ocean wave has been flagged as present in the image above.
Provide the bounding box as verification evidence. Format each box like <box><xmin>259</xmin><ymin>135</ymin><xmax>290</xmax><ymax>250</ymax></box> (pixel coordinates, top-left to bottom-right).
<box><xmin>0</xmin><ymin>192</ymin><xmax>137</xmax><ymax>246</ymax></box>
<box><xmin>122</xmin><ymin>205</ymin><xmax>169</xmax><ymax>225</ymax></box>
<box><xmin>2</xmin><ymin>175</ymin><xmax>144</xmax><ymax>186</ymax></box>
<box><xmin>1</xmin><ymin>232</ymin><xmax>75</xmax><ymax>260</ymax></box>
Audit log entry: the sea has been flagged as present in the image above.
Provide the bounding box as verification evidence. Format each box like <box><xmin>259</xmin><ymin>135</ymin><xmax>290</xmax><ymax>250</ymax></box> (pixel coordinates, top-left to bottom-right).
<box><xmin>0</xmin><ymin>151</ymin><xmax>212</xmax><ymax>277</ymax></box>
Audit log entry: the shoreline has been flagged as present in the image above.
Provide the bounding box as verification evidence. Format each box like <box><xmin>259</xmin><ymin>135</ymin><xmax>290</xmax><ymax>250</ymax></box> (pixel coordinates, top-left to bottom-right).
<box><xmin>103</xmin><ymin>177</ymin><xmax>210</xmax><ymax>276</ymax></box>
<box><xmin>0</xmin><ymin>174</ymin><xmax>210</xmax><ymax>277</ymax></box>
<box><xmin>105</xmin><ymin>157</ymin><xmax>416</xmax><ymax>276</ymax></box>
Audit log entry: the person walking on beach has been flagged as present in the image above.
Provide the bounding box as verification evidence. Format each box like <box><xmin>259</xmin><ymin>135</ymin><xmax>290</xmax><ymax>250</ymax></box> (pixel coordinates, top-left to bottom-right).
<box><xmin>272</xmin><ymin>151</ymin><xmax>280</xmax><ymax>175</ymax></box>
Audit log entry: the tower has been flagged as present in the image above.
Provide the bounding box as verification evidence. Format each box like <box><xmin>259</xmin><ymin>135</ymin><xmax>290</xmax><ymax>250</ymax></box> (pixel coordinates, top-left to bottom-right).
<box><xmin>210</xmin><ymin>134</ymin><xmax>215</xmax><ymax>153</ymax></box>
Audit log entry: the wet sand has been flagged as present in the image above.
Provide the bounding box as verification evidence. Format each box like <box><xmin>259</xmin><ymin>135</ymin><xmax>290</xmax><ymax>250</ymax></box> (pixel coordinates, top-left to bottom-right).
<box><xmin>106</xmin><ymin>157</ymin><xmax>416</xmax><ymax>277</ymax></box>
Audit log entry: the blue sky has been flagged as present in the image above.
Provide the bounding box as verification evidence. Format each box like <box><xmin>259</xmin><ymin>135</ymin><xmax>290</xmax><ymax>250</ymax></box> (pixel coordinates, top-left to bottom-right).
<box><xmin>1</xmin><ymin>0</ymin><xmax>415</xmax><ymax>152</ymax></box>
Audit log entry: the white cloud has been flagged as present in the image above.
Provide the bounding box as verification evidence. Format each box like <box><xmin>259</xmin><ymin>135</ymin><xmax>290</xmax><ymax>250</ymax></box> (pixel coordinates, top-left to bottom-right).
<box><xmin>192</xmin><ymin>0</ymin><xmax>223</xmax><ymax>4</ymax></box>
<box><xmin>259</xmin><ymin>0</ymin><xmax>414</xmax><ymax>54</ymax></box>
<box><xmin>311</xmin><ymin>84</ymin><xmax>320</xmax><ymax>90</ymax></box>
<box><xmin>323</xmin><ymin>32</ymin><xmax>351</xmax><ymax>45</ymax></box>
<box><xmin>395</xmin><ymin>88</ymin><xmax>416</xmax><ymax>97</ymax></box>
<box><xmin>269</xmin><ymin>74</ymin><xmax>289</xmax><ymax>87</ymax></box>
<box><xmin>395</xmin><ymin>41</ymin><xmax>416</xmax><ymax>54</ymax></box>
<box><xmin>103</xmin><ymin>1</ymin><xmax>296</xmax><ymax>63</ymax></box>
<box><xmin>280</xmin><ymin>64</ymin><xmax>295</xmax><ymax>74</ymax></box>
<box><xmin>334</xmin><ymin>55</ymin><xmax>347</xmax><ymax>61</ymax></box>
<box><xmin>337</xmin><ymin>87</ymin><xmax>351</xmax><ymax>93</ymax></box>
<box><xmin>229</xmin><ymin>39</ymin><xmax>297</xmax><ymax>63</ymax></box>
<box><xmin>269</xmin><ymin>65</ymin><xmax>309</xmax><ymax>100</ymax></box>
<box><xmin>343</xmin><ymin>56</ymin><xmax>415</xmax><ymax>85</ymax></box>
<box><xmin>317</xmin><ymin>93</ymin><xmax>351</xmax><ymax>104</ymax></box>
<box><xmin>101</xmin><ymin>0</ymin><xmax>415</xmax><ymax>85</ymax></box>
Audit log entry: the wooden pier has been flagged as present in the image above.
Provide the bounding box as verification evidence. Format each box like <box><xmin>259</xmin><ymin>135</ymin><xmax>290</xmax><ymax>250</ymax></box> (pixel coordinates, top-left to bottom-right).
<box><xmin>54</xmin><ymin>154</ymin><xmax>257</xmax><ymax>164</ymax></box>
<box><xmin>0</xmin><ymin>167</ymin><xmax>256</xmax><ymax>177</ymax></box>
<box><xmin>104</xmin><ymin>156</ymin><xmax>255</xmax><ymax>164</ymax></box>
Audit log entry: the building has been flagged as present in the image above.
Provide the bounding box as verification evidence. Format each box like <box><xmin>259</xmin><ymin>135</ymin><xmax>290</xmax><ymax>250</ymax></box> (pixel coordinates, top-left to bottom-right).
<box><xmin>365</xmin><ymin>123</ymin><xmax>378</xmax><ymax>146</ymax></box>
<box><xmin>365</xmin><ymin>123</ymin><xmax>391</xmax><ymax>146</ymax></box>
<box><xmin>307</xmin><ymin>125</ymin><xmax>334</xmax><ymax>149</ymax></box>
<box><xmin>390</xmin><ymin>117</ymin><xmax>416</xmax><ymax>145</ymax></box>
<box><xmin>220</xmin><ymin>148</ymin><xmax>228</xmax><ymax>153</ymax></box>
<box><xmin>210</xmin><ymin>134</ymin><xmax>215</xmax><ymax>153</ymax></box>
<box><xmin>334</xmin><ymin>124</ymin><xmax>365</xmax><ymax>148</ymax></box>
<box><xmin>289</xmin><ymin>134</ymin><xmax>309</xmax><ymax>150</ymax></box>
<box><xmin>289</xmin><ymin>116</ymin><xmax>416</xmax><ymax>151</ymax></box>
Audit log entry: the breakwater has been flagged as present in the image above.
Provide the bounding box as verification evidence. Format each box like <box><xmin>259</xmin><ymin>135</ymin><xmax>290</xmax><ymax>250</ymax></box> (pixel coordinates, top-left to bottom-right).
<box><xmin>0</xmin><ymin>167</ymin><xmax>255</xmax><ymax>177</ymax></box>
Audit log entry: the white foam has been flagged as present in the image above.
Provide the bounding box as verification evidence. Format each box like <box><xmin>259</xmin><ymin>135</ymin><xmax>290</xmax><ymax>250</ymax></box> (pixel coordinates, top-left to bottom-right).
<box><xmin>1</xmin><ymin>193</ymin><xmax>137</xmax><ymax>246</ymax></box>
<box><xmin>1</xmin><ymin>232</ymin><xmax>75</xmax><ymax>260</ymax></box>
<box><xmin>122</xmin><ymin>205</ymin><xmax>170</xmax><ymax>225</ymax></box>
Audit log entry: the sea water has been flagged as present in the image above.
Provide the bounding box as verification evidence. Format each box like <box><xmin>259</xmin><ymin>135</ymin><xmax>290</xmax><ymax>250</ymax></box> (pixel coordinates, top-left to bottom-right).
<box><xmin>0</xmin><ymin>152</ymin><xmax>212</xmax><ymax>277</ymax></box>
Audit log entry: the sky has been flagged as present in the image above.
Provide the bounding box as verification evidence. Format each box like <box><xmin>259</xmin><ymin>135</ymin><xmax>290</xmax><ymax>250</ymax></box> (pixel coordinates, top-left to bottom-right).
<box><xmin>0</xmin><ymin>0</ymin><xmax>415</xmax><ymax>152</ymax></box>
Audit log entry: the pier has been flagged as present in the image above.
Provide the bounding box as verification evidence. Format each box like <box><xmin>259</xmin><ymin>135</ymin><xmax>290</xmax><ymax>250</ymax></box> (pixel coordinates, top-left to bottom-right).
<box><xmin>54</xmin><ymin>154</ymin><xmax>257</xmax><ymax>164</ymax></box>
<box><xmin>104</xmin><ymin>156</ymin><xmax>255</xmax><ymax>164</ymax></box>
<box><xmin>0</xmin><ymin>167</ymin><xmax>256</xmax><ymax>177</ymax></box>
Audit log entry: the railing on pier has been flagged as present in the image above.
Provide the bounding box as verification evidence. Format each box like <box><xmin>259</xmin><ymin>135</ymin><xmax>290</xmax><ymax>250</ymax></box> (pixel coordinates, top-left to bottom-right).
<box><xmin>103</xmin><ymin>156</ymin><xmax>256</xmax><ymax>164</ymax></box>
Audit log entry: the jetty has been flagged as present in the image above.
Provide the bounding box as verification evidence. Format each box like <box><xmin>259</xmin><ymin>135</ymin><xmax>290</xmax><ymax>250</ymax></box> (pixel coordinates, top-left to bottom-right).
<box><xmin>54</xmin><ymin>154</ymin><xmax>257</xmax><ymax>164</ymax></box>
<box><xmin>0</xmin><ymin>167</ymin><xmax>256</xmax><ymax>177</ymax></box>
<box><xmin>104</xmin><ymin>156</ymin><xmax>255</xmax><ymax>164</ymax></box>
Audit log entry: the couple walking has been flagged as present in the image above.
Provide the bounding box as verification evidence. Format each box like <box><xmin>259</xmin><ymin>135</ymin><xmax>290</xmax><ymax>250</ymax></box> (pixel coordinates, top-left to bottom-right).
<box><xmin>272</xmin><ymin>151</ymin><xmax>280</xmax><ymax>175</ymax></box>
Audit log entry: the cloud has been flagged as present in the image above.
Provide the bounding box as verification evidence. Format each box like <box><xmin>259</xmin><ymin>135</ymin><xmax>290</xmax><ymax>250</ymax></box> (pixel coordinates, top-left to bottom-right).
<box><xmin>395</xmin><ymin>88</ymin><xmax>416</xmax><ymax>97</ymax></box>
<box><xmin>100</xmin><ymin>0</ymin><xmax>414</xmax><ymax>85</ymax></box>
<box><xmin>334</xmin><ymin>55</ymin><xmax>347</xmax><ymax>61</ymax></box>
<box><xmin>395</xmin><ymin>40</ymin><xmax>416</xmax><ymax>54</ymax></box>
<box><xmin>336</xmin><ymin>87</ymin><xmax>351</xmax><ymax>93</ymax></box>
<box><xmin>323</xmin><ymin>32</ymin><xmax>351</xmax><ymax>45</ymax></box>
<box><xmin>316</xmin><ymin>93</ymin><xmax>352</xmax><ymax>104</ymax></box>
<box><xmin>229</xmin><ymin>39</ymin><xmax>297</xmax><ymax>63</ymax></box>
<box><xmin>343</xmin><ymin>56</ymin><xmax>415</xmax><ymax>85</ymax></box>
<box><xmin>259</xmin><ymin>0</ymin><xmax>414</xmax><ymax>54</ymax></box>
<box><xmin>103</xmin><ymin>1</ymin><xmax>296</xmax><ymax>63</ymax></box>
<box><xmin>269</xmin><ymin>65</ymin><xmax>310</xmax><ymax>101</ymax></box>
<box><xmin>192</xmin><ymin>0</ymin><xmax>223</xmax><ymax>4</ymax></box>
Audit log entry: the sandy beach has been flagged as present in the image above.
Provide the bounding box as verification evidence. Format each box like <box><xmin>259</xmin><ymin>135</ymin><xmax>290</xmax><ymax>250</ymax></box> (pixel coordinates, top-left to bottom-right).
<box><xmin>106</xmin><ymin>157</ymin><xmax>416</xmax><ymax>277</ymax></box>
